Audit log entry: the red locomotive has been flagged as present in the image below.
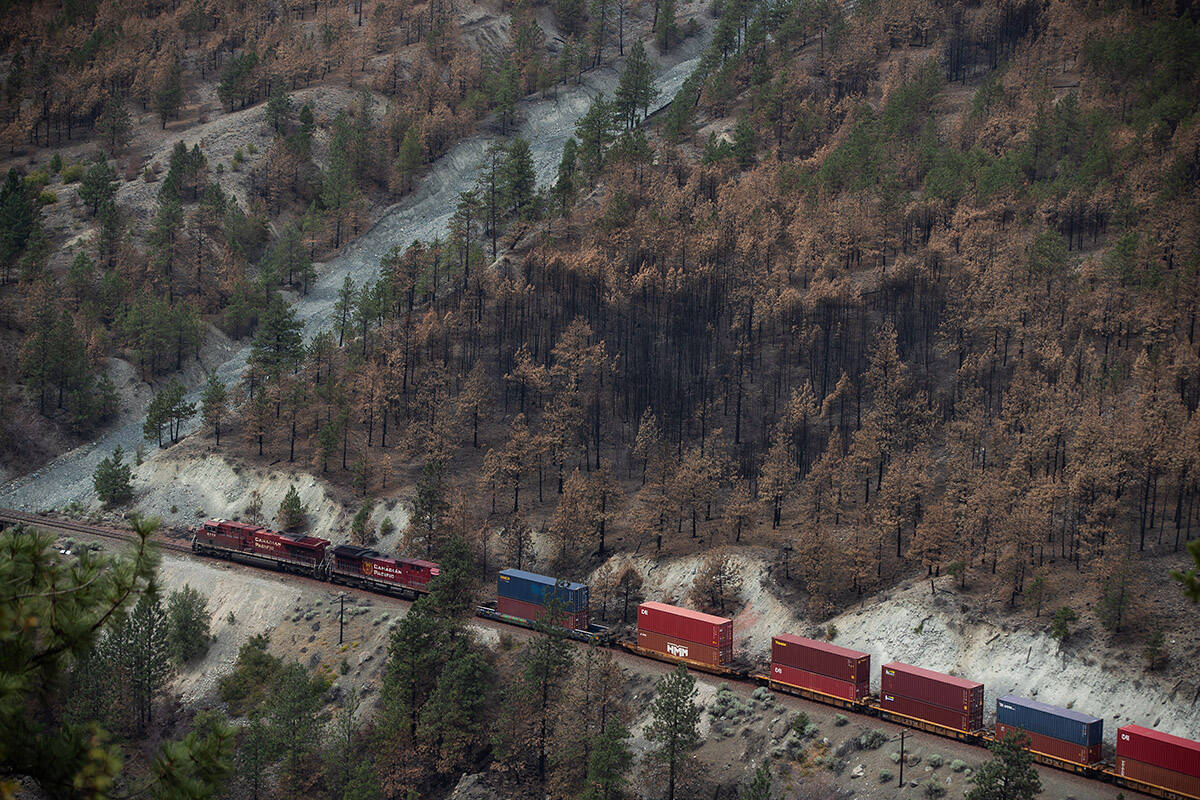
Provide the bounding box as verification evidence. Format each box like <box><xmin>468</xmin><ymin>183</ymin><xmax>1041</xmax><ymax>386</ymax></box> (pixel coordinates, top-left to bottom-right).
<box><xmin>328</xmin><ymin>544</ymin><xmax>439</xmax><ymax>598</ymax></box>
<box><xmin>193</xmin><ymin>519</ymin><xmax>329</xmax><ymax>576</ymax></box>
<box><xmin>191</xmin><ymin>520</ymin><xmax>440</xmax><ymax>600</ymax></box>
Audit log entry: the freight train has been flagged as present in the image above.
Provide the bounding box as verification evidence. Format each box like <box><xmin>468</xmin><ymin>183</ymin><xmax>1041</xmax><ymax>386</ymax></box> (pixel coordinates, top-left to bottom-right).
<box><xmin>190</xmin><ymin>518</ymin><xmax>1200</xmax><ymax>800</ymax></box>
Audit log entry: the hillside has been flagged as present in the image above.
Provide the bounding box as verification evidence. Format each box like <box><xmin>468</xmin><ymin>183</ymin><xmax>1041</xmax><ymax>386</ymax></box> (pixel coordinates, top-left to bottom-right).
<box><xmin>2</xmin><ymin>0</ymin><xmax>1199</xmax><ymax>798</ymax></box>
<box><xmin>0</xmin><ymin>0</ymin><xmax>666</xmax><ymax>477</ymax></box>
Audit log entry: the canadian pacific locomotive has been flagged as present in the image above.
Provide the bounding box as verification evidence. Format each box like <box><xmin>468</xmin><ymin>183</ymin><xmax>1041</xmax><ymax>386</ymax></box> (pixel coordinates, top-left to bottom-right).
<box><xmin>192</xmin><ymin>518</ymin><xmax>439</xmax><ymax>598</ymax></box>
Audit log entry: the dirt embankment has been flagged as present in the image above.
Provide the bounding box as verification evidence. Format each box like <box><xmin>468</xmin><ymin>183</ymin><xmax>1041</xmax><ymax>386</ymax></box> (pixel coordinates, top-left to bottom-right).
<box><xmin>606</xmin><ymin>549</ymin><xmax>1200</xmax><ymax>746</ymax></box>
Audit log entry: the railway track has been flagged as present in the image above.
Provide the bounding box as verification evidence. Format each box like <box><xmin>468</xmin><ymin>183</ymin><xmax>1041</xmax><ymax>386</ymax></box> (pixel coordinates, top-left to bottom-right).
<box><xmin>0</xmin><ymin>507</ymin><xmax>194</xmax><ymax>554</ymax></box>
<box><xmin>0</xmin><ymin>508</ymin><xmax>1180</xmax><ymax>799</ymax></box>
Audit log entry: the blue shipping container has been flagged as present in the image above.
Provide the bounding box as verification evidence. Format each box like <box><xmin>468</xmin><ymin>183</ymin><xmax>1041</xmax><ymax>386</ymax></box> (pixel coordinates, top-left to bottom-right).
<box><xmin>498</xmin><ymin>569</ymin><xmax>589</xmax><ymax>612</ymax></box>
<box><xmin>996</xmin><ymin>695</ymin><xmax>1102</xmax><ymax>746</ymax></box>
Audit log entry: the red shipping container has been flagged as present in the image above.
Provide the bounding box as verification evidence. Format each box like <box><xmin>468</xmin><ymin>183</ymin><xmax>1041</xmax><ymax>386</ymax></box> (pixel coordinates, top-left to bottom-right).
<box><xmin>880</xmin><ymin>693</ymin><xmax>983</xmax><ymax>733</ymax></box>
<box><xmin>1116</xmin><ymin>756</ymin><xmax>1200</xmax><ymax>799</ymax></box>
<box><xmin>637</xmin><ymin>629</ymin><xmax>731</xmax><ymax>666</ymax></box>
<box><xmin>497</xmin><ymin>596</ymin><xmax>586</xmax><ymax>630</ymax></box>
<box><xmin>881</xmin><ymin>662</ymin><xmax>983</xmax><ymax>713</ymax></box>
<box><xmin>772</xmin><ymin>634</ymin><xmax>870</xmax><ymax>684</ymax></box>
<box><xmin>638</xmin><ymin>602</ymin><xmax>732</xmax><ymax>647</ymax></box>
<box><xmin>1118</xmin><ymin>725</ymin><xmax>1200</xmax><ymax>779</ymax></box>
<box><xmin>996</xmin><ymin>722</ymin><xmax>1102</xmax><ymax>765</ymax></box>
<box><xmin>770</xmin><ymin>662</ymin><xmax>869</xmax><ymax>702</ymax></box>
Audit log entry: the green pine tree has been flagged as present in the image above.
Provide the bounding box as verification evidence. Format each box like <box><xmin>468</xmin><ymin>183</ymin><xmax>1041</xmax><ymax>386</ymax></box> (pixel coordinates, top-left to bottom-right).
<box><xmin>1174</xmin><ymin>539</ymin><xmax>1200</xmax><ymax>602</ymax></box>
<box><xmin>575</xmin><ymin>95</ymin><xmax>615</xmax><ymax>179</ymax></box>
<box><xmin>249</xmin><ymin>293</ymin><xmax>305</xmax><ymax>378</ymax></box>
<box><xmin>646</xmin><ymin>665</ymin><xmax>702</xmax><ymax>800</ymax></box>
<box><xmin>0</xmin><ymin>520</ymin><xmax>233</xmax><ymax>797</ymax></box>
<box><xmin>93</xmin><ymin>445</ymin><xmax>134</xmax><ymax>507</ymax></box>
<box><xmin>614</xmin><ymin>40</ymin><xmax>657</xmax><ymax>129</ymax></box>
<box><xmin>201</xmin><ymin>371</ymin><xmax>228</xmax><ymax>446</ymax></box>
<box><xmin>78</xmin><ymin>157</ymin><xmax>117</xmax><ymax>216</ymax></box>
<box><xmin>502</xmin><ymin>137</ymin><xmax>537</xmax><ymax>218</ymax></box>
<box><xmin>580</xmin><ymin>720</ymin><xmax>633</xmax><ymax>800</ymax></box>
<box><xmin>350</xmin><ymin>501</ymin><xmax>374</xmax><ymax>544</ymax></box>
<box><xmin>965</xmin><ymin>730</ymin><xmax>1043</xmax><ymax>800</ymax></box>
<box><xmin>278</xmin><ymin>484</ymin><xmax>308</xmax><ymax>532</ymax></box>
<box><xmin>267</xmin><ymin>662</ymin><xmax>328</xmax><ymax>791</ymax></box>
<box><xmin>553</xmin><ymin>137</ymin><xmax>578</xmax><ymax>211</ymax></box>
<box><xmin>154</xmin><ymin>57</ymin><xmax>184</xmax><ymax>129</ymax></box>
<box><xmin>167</xmin><ymin>584</ymin><xmax>212</xmax><ymax>664</ymax></box>
<box><xmin>416</xmin><ymin>639</ymin><xmax>491</xmax><ymax>772</ymax></box>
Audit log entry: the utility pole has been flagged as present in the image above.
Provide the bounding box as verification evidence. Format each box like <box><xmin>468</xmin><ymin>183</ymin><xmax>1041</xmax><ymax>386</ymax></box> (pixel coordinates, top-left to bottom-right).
<box><xmin>897</xmin><ymin>729</ymin><xmax>908</xmax><ymax>785</ymax></box>
<box><xmin>339</xmin><ymin>593</ymin><xmax>345</xmax><ymax>645</ymax></box>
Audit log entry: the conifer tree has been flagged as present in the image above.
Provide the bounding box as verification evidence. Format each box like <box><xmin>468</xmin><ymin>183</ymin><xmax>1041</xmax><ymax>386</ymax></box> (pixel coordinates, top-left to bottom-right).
<box><xmin>201</xmin><ymin>371</ymin><xmax>228</xmax><ymax>446</ymax></box>
<box><xmin>646</xmin><ymin>665</ymin><xmax>701</xmax><ymax>800</ymax></box>
<box><xmin>93</xmin><ymin>445</ymin><xmax>134</xmax><ymax>507</ymax></box>
<box><xmin>553</xmin><ymin>137</ymin><xmax>578</xmax><ymax>211</ymax></box>
<box><xmin>965</xmin><ymin>730</ymin><xmax>1042</xmax><ymax>800</ymax></box>
<box><xmin>266</xmin><ymin>662</ymin><xmax>327</xmax><ymax>792</ymax></box>
<box><xmin>154</xmin><ymin>57</ymin><xmax>184</xmax><ymax>129</ymax></box>
<box><xmin>654</xmin><ymin>0</ymin><xmax>677</xmax><ymax>50</ymax></box>
<box><xmin>166</xmin><ymin>584</ymin><xmax>212</xmax><ymax>664</ymax></box>
<box><xmin>0</xmin><ymin>520</ymin><xmax>233</xmax><ymax>796</ymax></box>
<box><xmin>614</xmin><ymin>40</ymin><xmax>657</xmax><ymax>129</ymax></box>
<box><xmin>502</xmin><ymin>137</ymin><xmax>537</xmax><ymax>218</ymax></box>
<box><xmin>78</xmin><ymin>158</ymin><xmax>117</xmax><ymax>216</ymax></box>
<box><xmin>96</xmin><ymin>94</ymin><xmax>132</xmax><ymax>154</ymax></box>
<box><xmin>278</xmin><ymin>484</ymin><xmax>307</xmax><ymax>531</ymax></box>
<box><xmin>580</xmin><ymin>720</ymin><xmax>633</xmax><ymax>800</ymax></box>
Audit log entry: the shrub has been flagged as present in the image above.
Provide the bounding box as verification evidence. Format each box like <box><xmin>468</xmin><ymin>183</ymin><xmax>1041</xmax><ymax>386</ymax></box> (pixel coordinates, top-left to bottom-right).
<box><xmin>379</xmin><ymin>516</ymin><xmax>396</xmax><ymax>537</ymax></box>
<box><xmin>890</xmin><ymin>751</ymin><xmax>902</xmax><ymax>763</ymax></box>
<box><xmin>922</xmin><ymin>779</ymin><xmax>947</xmax><ymax>798</ymax></box>
<box><xmin>60</xmin><ymin>163</ymin><xmax>85</xmax><ymax>183</ymax></box>
<box><xmin>826</xmin><ymin>623</ymin><xmax>838</xmax><ymax>640</ymax></box>
<box><xmin>860</xmin><ymin>729</ymin><xmax>889</xmax><ymax>750</ymax></box>
<box><xmin>950</xmin><ymin>759</ymin><xmax>967</xmax><ymax>772</ymax></box>
<box><xmin>25</xmin><ymin>168</ymin><xmax>51</xmax><ymax>189</ymax></box>
<box><xmin>928</xmin><ymin>753</ymin><xmax>943</xmax><ymax>768</ymax></box>
<box><xmin>878</xmin><ymin>770</ymin><xmax>893</xmax><ymax>783</ymax></box>
<box><xmin>37</xmin><ymin>190</ymin><xmax>57</xmax><ymax>206</ymax></box>
<box><xmin>246</xmin><ymin>141</ymin><xmax>257</xmax><ymax>154</ymax></box>
<box><xmin>50</xmin><ymin>153</ymin><xmax>63</xmax><ymax>173</ymax></box>
<box><xmin>218</xmin><ymin>633</ymin><xmax>281</xmax><ymax>715</ymax></box>
<box><xmin>834</xmin><ymin>714</ymin><xmax>849</xmax><ymax>726</ymax></box>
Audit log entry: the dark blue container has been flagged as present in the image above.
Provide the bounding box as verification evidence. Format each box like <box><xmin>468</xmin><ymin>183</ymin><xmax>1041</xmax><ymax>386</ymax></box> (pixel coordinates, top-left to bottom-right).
<box><xmin>497</xmin><ymin>569</ymin><xmax>589</xmax><ymax>612</ymax></box>
<box><xmin>996</xmin><ymin>695</ymin><xmax>1102</xmax><ymax>746</ymax></box>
